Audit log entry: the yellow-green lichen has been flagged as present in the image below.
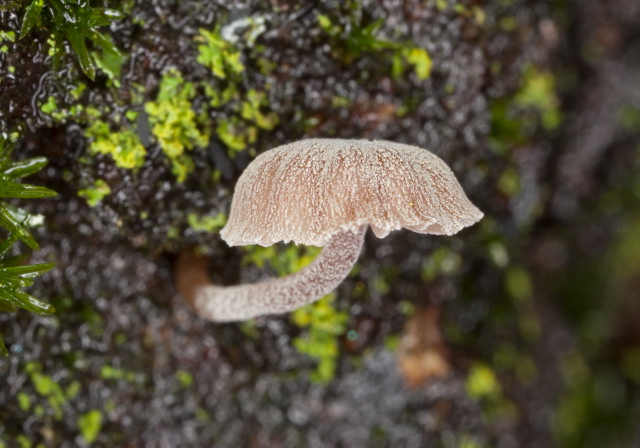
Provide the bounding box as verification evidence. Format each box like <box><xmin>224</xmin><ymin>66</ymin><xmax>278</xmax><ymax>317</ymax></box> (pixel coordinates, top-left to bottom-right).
<box><xmin>78</xmin><ymin>179</ymin><xmax>111</xmax><ymax>207</ymax></box>
<box><xmin>145</xmin><ymin>69</ymin><xmax>208</xmax><ymax>182</ymax></box>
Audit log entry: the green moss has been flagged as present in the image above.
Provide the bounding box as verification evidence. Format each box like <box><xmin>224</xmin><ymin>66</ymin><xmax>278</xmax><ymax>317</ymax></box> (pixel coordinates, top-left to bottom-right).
<box><xmin>318</xmin><ymin>10</ymin><xmax>432</xmax><ymax>81</ymax></box>
<box><xmin>504</xmin><ymin>266</ymin><xmax>532</xmax><ymax>303</ymax></box>
<box><xmin>515</xmin><ymin>65</ymin><xmax>562</xmax><ymax>130</ymax></box>
<box><xmin>92</xmin><ymin>42</ymin><xmax>126</xmax><ymax>87</ymax></box>
<box><xmin>497</xmin><ymin>167</ymin><xmax>520</xmax><ymax>196</ymax></box>
<box><xmin>195</xmin><ymin>27</ymin><xmax>245</xmax><ymax>79</ymax></box>
<box><xmin>40</xmin><ymin>96</ymin><xmax>57</xmax><ymax>114</ymax></box>
<box><xmin>78</xmin><ymin>179</ymin><xmax>111</xmax><ymax>207</ymax></box>
<box><xmin>19</xmin><ymin>0</ymin><xmax>124</xmax><ymax>80</ymax></box>
<box><xmin>215</xmin><ymin>116</ymin><xmax>257</xmax><ymax>154</ymax></box>
<box><xmin>291</xmin><ymin>293</ymin><xmax>349</xmax><ymax>383</ymax></box>
<box><xmin>17</xmin><ymin>391</ymin><xmax>31</xmax><ymax>411</ymax></box>
<box><xmin>240</xmin><ymin>89</ymin><xmax>279</xmax><ymax>130</ymax></box>
<box><xmin>187</xmin><ymin>213</ymin><xmax>227</xmax><ymax>233</ymax></box>
<box><xmin>402</xmin><ymin>47</ymin><xmax>433</xmax><ymax>81</ymax></box>
<box><xmin>78</xmin><ymin>410</ymin><xmax>102</xmax><ymax>444</ymax></box>
<box><xmin>0</xmin><ymin>31</ymin><xmax>16</xmax><ymax>42</ymax></box>
<box><xmin>621</xmin><ymin>348</ymin><xmax>640</xmax><ymax>384</ymax></box>
<box><xmin>175</xmin><ymin>370</ymin><xmax>193</xmax><ymax>388</ymax></box>
<box><xmin>618</xmin><ymin>104</ymin><xmax>640</xmax><ymax>130</ymax></box>
<box><xmin>204</xmin><ymin>84</ymin><xmax>239</xmax><ymax>108</ymax></box>
<box><xmin>25</xmin><ymin>362</ymin><xmax>67</xmax><ymax>420</ymax></box>
<box><xmin>466</xmin><ymin>363</ymin><xmax>500</xmax><ymax>400</ymax></box>
<box><xmin>145</xmin><ymin>69</ymin><xmax>208</xmax><ymax>182</ymax></box>
<box><xmin>421</xmin><ymin>247</ymin><xmax>462</xmax><ymax>281</ymax></box>
<box><xmin>241</xmin><ymin>242</ymin><xmax>347</xmax><ymax>382</ymax></box>
<box><xmin>100</xmin><ymin>365</ymin><xmax>138</xmax><ymax>383</ymax></box>
<box><xmin>242</xmin><ymin>243</ymin><xmax>321</xmax><ymax>276</ymax></box>
<box><xmin>16</xmin><ymin>435</ymin><xmax>31</xmax><ymax>448</ymax></box>
<box><xmin>85</xmin><ymin>121</ymin><xmax>146</xmax><ymax>169</ymax></box>
<box><xmin>466</xmin><ymin>363</ymin><xmax>517</xmax><ymax>422</ymax></box>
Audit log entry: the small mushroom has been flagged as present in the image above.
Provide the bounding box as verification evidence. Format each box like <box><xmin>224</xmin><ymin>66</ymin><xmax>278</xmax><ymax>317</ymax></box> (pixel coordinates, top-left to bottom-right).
<box><xmin>176</xmin><ymin>139</ymin><xmax>483</xmax><ymax>322</ymax></box>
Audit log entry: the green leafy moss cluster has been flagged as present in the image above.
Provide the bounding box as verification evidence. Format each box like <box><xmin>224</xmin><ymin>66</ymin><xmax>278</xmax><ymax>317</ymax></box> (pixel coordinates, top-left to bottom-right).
<box><xmin>0</xmin><ymin>135</ymin><xmax>57</xmax><ymax>356</ymax></box>
<box><xmin>145</xmin><ymin>69</ymin><xmax>209</xmax><ymax>182</ymax></box>
<box><xmin>187</xmin><ymin>212</ymin><xmax>227</xmax><ymax>233</ymax></box>
<box><xmin>317</xmin><ymin>9</ymin><xmax>433</xmax><ymax>81</ymax></box>
<box><xmin>242</xmin><ymin>243</ymin><xmax>349</xmax><ymax>382</ymax></box>
<box><xmin>465</xmin><ymin>363</ymin><xmax>517</xmax><ymax>422</ymax></box>
<box><xmin>78</xmin><ymin>179</ymin><xmax>111</xmax><ymax>207</ymax></box>
<box><xmin>196</xmin><ymin>27</ymin><xmax>245</xmax><ymax>80</ymax></box>
<box><xmin>291</xmin><ymin>293</ymin><xmax>349</xmax><ymax>383</ymax></box>
<box><xmin>22</xmin><ymin>361</ymin><xmax>80</xmax><ymax>420</ymax></box>
<box><xmin>19</xmin><ymin>0</ymin><xmax>124</xmax><ymax>79</ymax></box>
<box><xmin>85</xmin><ymin>121</ymin><xmax>146</xmax><ymax>170</ymax></box>
<box><xmin>195</xmin><ymin>27</ymin><xmax>279</xmax><ymax>155</ymax></box>
<box><xmin>490</xmin><ymin>64</ymin><xmax>562</xmax><ymax>155</ymax></box>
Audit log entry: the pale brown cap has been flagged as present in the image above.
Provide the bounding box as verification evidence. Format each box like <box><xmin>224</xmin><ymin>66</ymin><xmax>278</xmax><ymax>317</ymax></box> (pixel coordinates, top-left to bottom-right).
<box><xmin>220</xmin><ymin>139</ymin><xmax>483</xmax><ymax>247</ymax></box>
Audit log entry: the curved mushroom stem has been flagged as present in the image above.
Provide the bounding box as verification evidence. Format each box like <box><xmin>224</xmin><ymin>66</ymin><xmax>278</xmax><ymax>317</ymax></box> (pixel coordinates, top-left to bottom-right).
<box><xmin>175</xmin><ymin>225</ymin><xmax>367</xmax><ymax>322</ymax></box>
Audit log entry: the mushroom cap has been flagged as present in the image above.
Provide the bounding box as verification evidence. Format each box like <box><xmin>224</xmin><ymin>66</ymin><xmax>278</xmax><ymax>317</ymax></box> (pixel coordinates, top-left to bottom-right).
<box><xmin>220</xmin><ymin>139</ymin><xmax>483</xmax><ymax>247</ymax></box>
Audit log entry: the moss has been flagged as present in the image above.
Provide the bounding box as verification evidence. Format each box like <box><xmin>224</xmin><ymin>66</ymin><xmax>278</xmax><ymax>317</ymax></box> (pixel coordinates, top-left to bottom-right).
<box><xmin>0</xmin><ymin>31</ymin><xmax>16</xmax><ymax>42</ymax></box>
<box><xmin>195</xmin><ymin>27</ymin><xmax>245</xmax><ymax>79</ymax></box>
<box><xmin>242</xmin><ymin>243</ymin><xmax>321</xmax><ymax>276</ymax></box>
<box><xmin>17</xmin><ymin>392</ymin><xmax>31</xmax><ymax>411</ymax></box>
<box><xmin>78</xmin><ymin>410</ymin><xmax>102</xmax><ymax>444</ymax></box>
<box><xmin>240</xmin><ymin>89</ymin><xmax>279</xmax><ymax>130</ymax></box>
<box><xmin>318</xmin><ymin>9</ymin><xmax>432</xmax><ymax>81</ymax></box>
<box><xmin>241</xmin><ymin>242</ymin><xmax>348</xmax><ymax>382</ymax></box>
<box><xmin>85</xmin><ymin>121</ymin><xmax>146</xmax><ymax>169</ymax></box>
<box><xmin>215</xmin><ymin>116</ymin><xmax>257</xmax><ymax>154</ymax></box>
<box><xmin>145</xmin><ymin>69</ymin><xmax>208</xmax><ymax>182</ymax></box>
<box><xmin>77</xmin><ymin>179</ymin><xmax>111</xmax><ymax>207</ymax></box>
<box><xmin>618</xmin><ymin>104</ymin><xmax>640</xmax><ymax>130</ymax></box>
<box><xmin>504</xmin><ymin>266</ymin><xmax>532</xmax><ymax>303</ymax></box>
<box><xmin>291</xmin><ymin>293</ymin><xmax>349</xmax><ymax>383</ymax></box>
<box><xmin>100</xmin><ymin>365</ymin><xmax>138</xmax><ymax>383</ymax></box>
<box><xmin>203</xmin><ymin>83</ymin><xmax>238</xmax><ymax>108</ymax></box>
<box><xmin>18</xmin><ymin>0</ymin><xmax>124</xmax><ymax>80</ymax></box>
<box><xmin>187</xmin><ymin>212</ymin><xmax>227</xmax><ymax>234</ymax></box>
<box><xmin>175</xmin><ymin>370</ymin><xmax>193</xmax><ymax>388</ymax></box>
<box><xmin>400</xmin><ymin>47</ymin><xmax>433</xmax><ymax>81</ymax></box>
<box><xmin>40</xmin><ymin>95</ymin><xmax>57</xmax><ymax>114</ymax></box>
<box><xmin>515</xmin><ymin>65</ymin><xmax>562</xmax><ymax>130</ymax></box>
<box><xmin>421</xmin><ymin>247</ymin><xmax>462</xmax><ymax>281</ymax></box>
<box><xmin>25</xmin><ymin>362</ymin><xmax>68</xmax><ymax>420</ymax></box>
<box><xmin>466</xmin><ymin>363</ymin><xmax>517</xmax><ymax>422</ymax></box>
<box><xmin>92</xmin><ymin>42</ymin><xmax>126</xmax><ymax>87</ymax></box>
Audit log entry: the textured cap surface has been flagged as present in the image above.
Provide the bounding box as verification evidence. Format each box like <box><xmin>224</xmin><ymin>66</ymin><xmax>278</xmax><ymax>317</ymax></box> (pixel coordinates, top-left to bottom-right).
<box><xmin>220</xmin><ymin>139</ymin><xmax>483</xmax><ymax>247</ymax></box>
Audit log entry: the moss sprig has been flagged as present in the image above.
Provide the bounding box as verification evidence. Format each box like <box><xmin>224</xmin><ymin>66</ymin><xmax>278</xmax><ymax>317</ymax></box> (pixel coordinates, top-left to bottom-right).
<box><xmin>19</xmin><ymin>0</ymin><xmax>124</xmax><ymax>80</ymax></box>
<box><xmin>0</xmin><ymin>134</ymin><xmax>57</xmax><ymax>357</ymax></box>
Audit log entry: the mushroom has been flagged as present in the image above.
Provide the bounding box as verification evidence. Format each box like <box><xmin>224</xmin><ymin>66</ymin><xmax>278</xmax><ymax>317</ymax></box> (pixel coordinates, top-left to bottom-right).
<box><xmin>176</xmin><ymin>139</ymin><xmax>483</xmax><ymax>322</ymax></box>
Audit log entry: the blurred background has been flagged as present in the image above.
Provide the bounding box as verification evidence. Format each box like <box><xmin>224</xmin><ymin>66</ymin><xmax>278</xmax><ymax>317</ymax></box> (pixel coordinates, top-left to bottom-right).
<box><xmin>0</xmin><ymin>0</ymin><xmax>639</xmax><ymax>447</ymax></box>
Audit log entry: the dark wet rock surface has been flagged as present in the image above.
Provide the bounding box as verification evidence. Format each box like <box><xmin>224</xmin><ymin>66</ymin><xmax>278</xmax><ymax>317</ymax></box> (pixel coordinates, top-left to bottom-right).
<box><xmin>1</xmin><ymin>0</ymin><xmax>640</xmax><ymax>447</ymax></box>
